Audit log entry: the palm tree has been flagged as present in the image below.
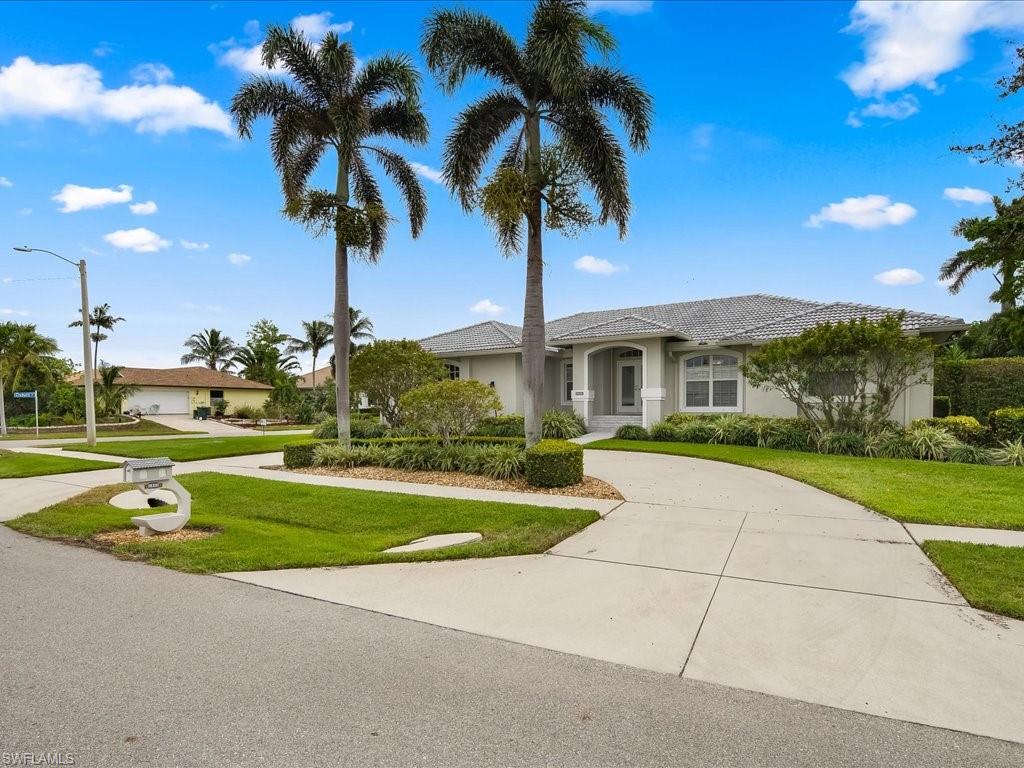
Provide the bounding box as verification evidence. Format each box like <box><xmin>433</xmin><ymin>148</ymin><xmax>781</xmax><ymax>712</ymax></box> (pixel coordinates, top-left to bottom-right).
<box><xmin>941</xmin><ymin>196</ymin><xmax>1024</xmax><ymax>313</ymax></box>
<box><xmin>5</xmin><ymin>323</ymin><xmax>59</xmax><ymax>394</ymax></box>
<box><xmin>422</xmin><ymin>0</ymin><xmax>652</xmax><ymax>445</ymax></box>
<box><xmin>232</xmin><ymin>344</ymin><xmax>301</xmax><ymax>385</ymax></box>
<box><xmin>69</xmin><ymin>302</ymin><xmax>125</xmax><ymax>370</ymax></box>
<box><xmin>349</xmin><ymin>307</ymin><xmax>375</xmax><ymax>350</ymax></box>
<box><xmin>94</xmin><ymin>363</ymin><xmax>141</xmax><ymax>417</ymax></box>
<box><xmin>287</xmin><ymin>320</ymin><xmax>333</xmax><ymax>387</ymax></box>
<box><xmin>231</xmin><ymin>28</ymin><xmax>428</xmax><ymax>445</ymax></box>
<box><xmin>181</xmin><ymin>328</ymin><xmax>237</xmax><ymax>370</ymax></box>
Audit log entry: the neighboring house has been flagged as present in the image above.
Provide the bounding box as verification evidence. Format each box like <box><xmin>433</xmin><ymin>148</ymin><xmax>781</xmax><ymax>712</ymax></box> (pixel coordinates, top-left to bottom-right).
<box><xmin>70</xmin><ymin>366</ymin><xmax>272</xmax><ymax>415</ymax></box>
<box><xmin>295</xmin><ymin>365</ymin><xmax>333</xmax><ymax>390</ymax></box>
<box><xmin>419</xmin><ymin>294</ymin><xmax>967</xmax><ymax>430</ymax></box>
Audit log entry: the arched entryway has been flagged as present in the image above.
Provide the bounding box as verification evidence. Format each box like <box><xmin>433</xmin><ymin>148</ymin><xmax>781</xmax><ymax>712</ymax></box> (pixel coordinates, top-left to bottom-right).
<box><xmin>581</xmin><ymin>343</ymin><xmax>647</xmax><ymax>429</ymax></box>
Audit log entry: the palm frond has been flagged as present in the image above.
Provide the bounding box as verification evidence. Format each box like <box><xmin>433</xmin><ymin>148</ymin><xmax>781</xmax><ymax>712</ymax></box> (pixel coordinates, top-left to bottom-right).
<box><xmin>548</xmin><ymin>103</ymin><xmax>630</xmax><ymax>236</ymax></box>
<box><xmin>318</xmin><ymin>34</ymin><xmax>357</xmax><ymax>89</ymax></box>
<box><xmin>262</xmin><ymin>25</ymin><xmax>332</xmax><ymax>105</ymax></box>
<box><xmin>421</xmin><ymin>8</ymin><xmax>525</xmax><ymax>94</ymax></box>
<box><xmin>363</xmin><ymin>145</ymin><xmax>428</xmax><ymax>239</ymax></box>
<box><xmin>351</xmin><ymin>153</ymin><xmax>388</xmax><ymax>259</ymax></box>
<box><xmin>368</xmin><ymin>99</ymin><xmax>429</xmax><ymax>145</ymax></box>
<box><xmin>525</xmin><ymin>0</ymin><xmax>610</xmax><ymax>101</ymax></box>
<box><xmin>353</xmin><ymin>53</ymin><xmax>422</xmax><ymax>102</ymax></box>
<box><xmin>584</xmin><ymin>65</ymin><xmax>653</xmax><ymax>151</ymax></box>
<box><xmin>231</xmin><ymin>77</ymin><xmax>309</xmax><ymax>139</ymax></box>
<box><xmin>442</xmin><ymin>90</ymin><xmax>525</xmax><ymax>210</ymax></box>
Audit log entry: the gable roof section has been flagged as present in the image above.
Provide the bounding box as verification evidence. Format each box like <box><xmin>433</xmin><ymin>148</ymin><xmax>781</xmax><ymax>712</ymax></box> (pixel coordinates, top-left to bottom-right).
<box><xmin>295</xmin><ymin>365</ymin><xmax>333</xmax><ymax>389</ymax></box>
<box><xmin>724</xmin><ymin>302</ymin><xmax>966</xmax><ymax>341</ymax></box>
<box><xmin>551</xmin><ymin>314</ymin><xmax>677</xmax><ymax>341</ymax></box>
<box><xmin>70</xmin><ymin>366</ymin><xmax>273</xmax><ymax>390</ymax></box>
<box><xmin>419</xmin><ymin>320</ymin><xmax>523</xmax><ymax>355</ymax></box>
<box><xmin>418</xmin><ymin>294</ymin><xmax>967</xmax><ymax>354</ymax></box>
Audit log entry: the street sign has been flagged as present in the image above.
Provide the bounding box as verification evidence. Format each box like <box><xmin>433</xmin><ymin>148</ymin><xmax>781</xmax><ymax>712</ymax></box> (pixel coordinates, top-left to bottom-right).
<box><xmin>13</xmin><ymin>391</ymin><xmax>36</xmax><ymax>399</ymax></box>
<box><xmin>13</xmin><ymin>390</ymin><xmax>39</xmax><ymax>435</ymax></box>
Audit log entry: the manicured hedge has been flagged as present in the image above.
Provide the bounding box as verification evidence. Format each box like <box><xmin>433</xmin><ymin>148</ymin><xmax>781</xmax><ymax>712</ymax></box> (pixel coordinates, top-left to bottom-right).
<box><xmin>525</xmin><ymin>439</ymin><xmax>584</xmax><ymax>488</ymax></box>
<box><xmin>990</xmin><ymin>407</ymin><xmax>1024</xmax><ymax>443</ymax></box>
<box><xmin>283</xmin><ymin>436</ymin><xmax>524</xmax><ymax>468</ymax></box>
<box><xmin>911</xmin><ymin>416</ymin><xmax>989</xmax><ymax>446</ymax></box>
<box><xmin>935</xmin><ymin>358</ymin><xmax>1024</xmax><ymax>422</ymax></box>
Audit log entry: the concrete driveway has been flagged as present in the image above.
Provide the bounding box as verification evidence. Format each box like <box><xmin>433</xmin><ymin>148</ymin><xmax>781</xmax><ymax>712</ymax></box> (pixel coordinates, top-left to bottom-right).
<box><xmin>224</xmin><ymin>449</ymin><xmax>1024</xmax><ymax>744</ymax></box>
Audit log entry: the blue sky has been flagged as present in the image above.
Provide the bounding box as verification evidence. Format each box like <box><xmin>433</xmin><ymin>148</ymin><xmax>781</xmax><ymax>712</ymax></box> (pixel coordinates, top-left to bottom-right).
<box><xmin>2</xmin><ymin>0</ymin><xmax>1024</xmax><ymax>370</ymax></box>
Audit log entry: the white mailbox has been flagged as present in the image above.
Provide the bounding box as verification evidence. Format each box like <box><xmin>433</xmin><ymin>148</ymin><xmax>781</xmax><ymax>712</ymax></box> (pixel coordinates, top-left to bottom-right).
<box><xmin>121</xmin><ymin>457</ymin><xmax>192</xmax><ymax>536</ymax></box>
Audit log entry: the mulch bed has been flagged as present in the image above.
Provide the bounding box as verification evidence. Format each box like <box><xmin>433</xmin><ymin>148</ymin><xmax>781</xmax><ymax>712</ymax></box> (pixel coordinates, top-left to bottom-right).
<box><xmin>279</xmin><ymin>465</ymin><xmax>622</xmax><ymax>500</ymax></box>
<box><xmin>92</xmin><ymin>529</ymin><xmax>216</xmax><ymax>546</ymax></box>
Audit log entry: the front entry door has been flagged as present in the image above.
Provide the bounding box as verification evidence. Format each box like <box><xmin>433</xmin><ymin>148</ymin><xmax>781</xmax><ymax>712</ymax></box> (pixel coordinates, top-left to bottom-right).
<box><xmin>616</xmin><ymin>360</ymin><xmax>642</xmax><ymax>414</ymax></box>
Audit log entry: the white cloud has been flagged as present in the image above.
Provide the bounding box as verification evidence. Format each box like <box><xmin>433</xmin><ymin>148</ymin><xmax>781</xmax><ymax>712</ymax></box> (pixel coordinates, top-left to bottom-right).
<box><xmin>214</xmin><ymin>12</ymin><xmax>354</xmax><ymax>75</ymax></box>
<box><xmin>586</xmin><ymin>0</ymin><xmax>653</xmax><ymax>15</ymax></box>
<box><xmin>411</xmin><ymin>162</ymin><xmax>444</xmax><ymax>184</ymax></box>
<box><xmin>129</xmin><ymin>200</ymin><xmax>158</xmax><ymax>215</ymax></box>
<box><xmin>874</xmin><ymin>267</ymin><xmax>924</xmax><ymax>286</ymax></box>
<box><xmin>0</xmin><ymin>176</ymin><xmax>11</xmax><ymax>187</ymax></box>
<box><xmin>180</xmin><ymin>239</ymin><xmax>209</xmax><ymax>250</ymax></box>
<box><xmin>52</xmin><ymin>183</ymin><xmax>132</xmax><ymax>212</ymax></box>
<box><xmin>690</xmin><ymin>123</ymin><xmax>715</xmax><ymax>150</ymax></box>
<box><xmin>103</xmin><ymin>227</ymin><xmax>171</xmax><ymax>253</ymax></box>
<box><xmin>93</xmin><ymin>42</ymin><xmax>113</xmax><ymax>58</ymax></box>
<box><xmin>470</xmin><ymin>298</ymin><xmax>506</xmax><ymax>316</ymax></box>
<box><xmin>0</xmin><ymin>308</ymin><xmax>30</xmax><ymax>317</ymax></box>
<box><xmin>842</xmin><ymin>1</ymin><xmax>1024</xmax><ymax>98</ymax></box>
<box><xmin>574</xmin><ymin>255</ymin><xmax>625</xmax><ymax>275</ymax></box>
<box><xmin>17</xmin><ymin>207</ymin><xmax>31</xmax><ymax>216</ymax></box>
<box><xmin>943</xmin><ymin>186</ymin><xmax>992</xmax><ymax>204</ymax></box>
<box><xmin>846</xmin><ymin>94</ymin><xmax>920</xmax><ymax>127</ymax></box>
<box><xmin>130</xmin><ymin>62</ymin><xmax>174</xmax><ymax>85</ymax></box>
<box><xmin>227</xmin><ymin>252</ymin><xmax>251</xmax><ymax>265</ymax></box>
<box><xmin>805</xmin><ymin>194</ymin><xmax>917</xmax><ymax>230</ymax></box>
<box><xmin>0</xmin><ymin>56</ymin><xmax>232</xmax><ymax>136</ymax></box>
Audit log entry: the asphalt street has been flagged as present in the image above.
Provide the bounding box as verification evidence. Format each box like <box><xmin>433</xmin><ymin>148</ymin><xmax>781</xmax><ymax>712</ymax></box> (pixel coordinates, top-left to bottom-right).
<box><xmin>2</xmin><ymin>525</ymin><xmax>1021</xmax><ymax>767</ymax></box>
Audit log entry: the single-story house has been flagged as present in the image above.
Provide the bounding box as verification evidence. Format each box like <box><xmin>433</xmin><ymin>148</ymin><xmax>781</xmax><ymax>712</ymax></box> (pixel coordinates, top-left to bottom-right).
<box><xmin>418</xmin><ymin>294</ymin><xmax>967</xmax><ymax>430</ymax></box>
<box><xmin>71</xmin><ymin>366</ymin><xmax>272</xmax><ymax>415</ymax></box>
<box><xmin>295</xmin><ymin>365</ymin><xmax>333</xmax><ymax>390</ymax></box>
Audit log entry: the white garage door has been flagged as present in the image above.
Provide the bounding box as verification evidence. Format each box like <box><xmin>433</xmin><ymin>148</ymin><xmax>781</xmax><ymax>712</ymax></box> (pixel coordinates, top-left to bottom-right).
<box><xmin>124</xmin><ymin>388</ymin><xmax>190</xmax><ymax>415</ymax></box>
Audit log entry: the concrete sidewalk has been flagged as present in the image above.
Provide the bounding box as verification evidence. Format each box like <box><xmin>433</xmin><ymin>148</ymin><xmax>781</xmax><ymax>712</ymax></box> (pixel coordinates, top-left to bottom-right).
<box><xmin>224</xmin><ymin>449</ymin><xmax>1024</xmax><ymax>744</ymax></box>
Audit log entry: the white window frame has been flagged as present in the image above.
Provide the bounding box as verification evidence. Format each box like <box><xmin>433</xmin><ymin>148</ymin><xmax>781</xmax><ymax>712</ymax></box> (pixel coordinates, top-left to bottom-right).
<box><xmin>444</xmin><ymin>361</ymin><xmax>461</xmax><ymax>380</ymax></box>
<box><xmin>679</xmin><ymin>350</ymin><xmax>743</xmax><ymax>413</ymax></box>
<box><xmin>560</xmin><ymin>359</ymin><xmax>574</xmax><ymax>406</ymax></box>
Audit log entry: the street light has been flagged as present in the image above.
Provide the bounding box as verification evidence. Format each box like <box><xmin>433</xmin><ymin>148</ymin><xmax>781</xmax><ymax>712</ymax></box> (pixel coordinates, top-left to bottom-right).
<box><xmin>12</xmin><ymin>246</ymin><xmax>97</xmax><ymax>446</ymax></box>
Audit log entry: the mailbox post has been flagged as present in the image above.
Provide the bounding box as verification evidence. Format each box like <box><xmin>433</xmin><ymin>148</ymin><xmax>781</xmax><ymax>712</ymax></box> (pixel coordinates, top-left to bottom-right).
<box><xmin>122</xmin><ymin>457</ymin><xmax>192</xmax><ymax>536</ymax></box>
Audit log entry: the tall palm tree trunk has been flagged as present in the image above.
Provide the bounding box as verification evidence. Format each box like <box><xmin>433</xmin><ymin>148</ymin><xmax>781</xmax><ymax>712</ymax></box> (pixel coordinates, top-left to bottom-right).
<box><xmin>333</xmin><ymin>156</ymin><xmax>352</xmax><ymax>446</ymax></box>
<box><xmin>311</xmin><ymin>352</ymin><xmax>318</xmax><ymax>389</ymax></box>
<box><xmin>93</xmin><ymin>338</ymin><xmax>99</xmax><ymax>372</ymax></box>
<box><xmin>522</xmin><ymin>113</ymin><xmax>546</xmax><ymax>447</ymax></box>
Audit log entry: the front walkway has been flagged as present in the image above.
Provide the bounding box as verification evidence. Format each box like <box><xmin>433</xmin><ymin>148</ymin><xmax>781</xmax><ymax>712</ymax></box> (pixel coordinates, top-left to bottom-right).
<box><xmin>222</xmin><ymin>450</ymin><xmax>1024</xmax><ymax>744</ymax></box>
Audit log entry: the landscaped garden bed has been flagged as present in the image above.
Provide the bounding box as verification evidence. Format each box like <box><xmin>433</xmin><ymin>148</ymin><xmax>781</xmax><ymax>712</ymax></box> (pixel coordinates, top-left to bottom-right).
<box><xmin>62</xmin><ymin>434</ymin><xmax>302</xmax><ymax>461</ymax></box>
<box><xmin>1</xmin><ymin>418</ymin><xmax>196</xmax><ymax>441</ymax></box>
<box><xmin>5</xmin><ymin>473</ymin><xmax>599</xmax><ymax>573</ymax></box>
<box><xmin>285</xmin><ymin>464</ymin><xmax>621</xmax><ymax>499</ymax></box>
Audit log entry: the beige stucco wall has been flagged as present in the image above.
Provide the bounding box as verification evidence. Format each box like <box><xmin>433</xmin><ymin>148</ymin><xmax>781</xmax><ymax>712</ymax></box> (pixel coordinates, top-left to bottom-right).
<box><xmin>439</xmin><ymin>354</ymin><xmax>520</xmax><ymax>414</ymax></box>
<box><xmin>188</xmin><ymin>387</ymin><xmax>270</xmax><ymax>414</ymax></box>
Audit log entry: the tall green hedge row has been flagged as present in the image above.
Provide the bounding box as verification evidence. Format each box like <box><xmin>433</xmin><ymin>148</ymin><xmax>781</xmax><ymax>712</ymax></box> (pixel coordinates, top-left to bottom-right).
<box><xmin>934</xmin><ymin>358</ymin><xmax>1024</xmax><ymax>422</ymax></box>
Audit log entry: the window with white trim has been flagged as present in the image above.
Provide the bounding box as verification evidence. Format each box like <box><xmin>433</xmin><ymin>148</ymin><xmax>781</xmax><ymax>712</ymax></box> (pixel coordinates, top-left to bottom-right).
<box><xmin>444</xmin><ymin>363</ymin><xmax>460</xmax><ymax>380</ymax></box>
<box><xmin>561</xmin><ymin>360</ymin><xmax>573</xmax><ymax>404</ymax></box>
<box><xmin>682</xmin><ymin>353</ymin><xmax>742</xmax><ymax>411</ymax></box>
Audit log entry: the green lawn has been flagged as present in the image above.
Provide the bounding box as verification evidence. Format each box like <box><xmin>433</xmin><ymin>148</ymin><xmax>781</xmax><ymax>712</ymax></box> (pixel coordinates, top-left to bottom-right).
<box><xmin>1</xmin><ymin>418</ymin><xmax>198</xmax><ymax>441</ymax></box>
<box><xmin>247</xmin><ymin>424</ymin><xmax>315</xmax><ymax>432</ymax></box>
<box><xmin>62</xmin><ymin>434</ymin><xmax>301</xmax><ymax>461</ymax></box>
<box><xmin>5</xmin><ymin>472</ymin><xmax>599</xmax><ymax>574</ymax></box>
<box><xmin>0</xmin><ymin>449</ymin><xmax>118</xmax><ymax>478</ymax></box>
<box><xmin>923</xmin><ymin>541</ymin><xmax>1024</xmax><ymax>620</ymax></box>
<box><xmin>588</xmin><ymin>439</ymin><xmax>1024</xmax><ymax>530</ymax></box>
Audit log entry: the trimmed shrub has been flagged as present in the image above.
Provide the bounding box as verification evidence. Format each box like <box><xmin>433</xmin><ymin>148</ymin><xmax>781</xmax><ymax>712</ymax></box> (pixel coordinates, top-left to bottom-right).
<box><xmin>912</xmin><ymin>416</ymin><xmax>989</xmax><ymax>446</ymax></box>
<box><xmin>473</xmin><ymin>414</ymin><xmax>524</xmax><ymax>437</ymax></box>
<box><xmin>400</xmin><ymin>379</ymin><xmax>503</xmax><ymax>444</ymax></box>
<box><xmin>615</xmin><ymin>424</ymin><xmax>649</xmax><ymax>440</ymax></box>
<box><xmin>706</xmin><ymin>414</ymin><xmax>758</xmax><ymax>446</ymax></box>
<box><xmin>993</xmin><ymin>438</ymin><xmax>1024</xmax><ymax>467</ymax></box>
<box><xmin>233</xmin><ymin>404</ymin><xmax>263</xmax><ymax>420</ymax></box>
<box><xmin>647</xmin><ymin>421</ymin><xmax>680</xmax><ymax>441</ymax></box>
<box><xmin>933</xmin><ymin>396</ymin><xmax>951</xmax><ymax>418</ymax></box>
<box><xmin>989</xmin><ymin>407</ymin><xmax>1024</xmax><ymax>443</ymax></box>
<box><xmin>675</xmin><ymin>420</ymin><xmax>716</xmax><ymax>444</ymax></box>
<box><xmin>312</xmin><ymin>417</ymin><xmax>338</xmax><ymax>439</ymax></box>
<box><xmin>542</xmin><ymin>409</ymin><xmax>586</xmax><ymax>439</ymax></box>
<box><xmin>312</xmin><ymin>443</ymin><xmax>365</xmax><ymax>468</ymax></box>
<box><xmin>481</xmin><ymin>443</ymin><xmax>527</xmax><ymax>480</ymax></box>
<box><xmin>313</xmin><ymin>415</ymin><xmax>390</xmax><ymax>440</ymax></box>
<box><xmin>754</xmin><ymin>418</ymin><xmax>816</xmax><ymax>452</ymax></box>
<box><xmin>283</xmin><ymin>439</ymin><xmax>327</xmax><ymax>468</ymax></box>
<box><xmin>525</xmin><ymin>440</ymin><xmax>584</xmax><ymax>487</ymax></box>
<box><xmin>935</xmin><ymin>357</ymin><xmax>1024</xmax><ymax>421</ymax></box>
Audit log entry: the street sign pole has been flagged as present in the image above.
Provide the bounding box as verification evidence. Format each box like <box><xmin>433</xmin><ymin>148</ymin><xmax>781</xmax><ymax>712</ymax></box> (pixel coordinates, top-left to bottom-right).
<box><xmin>34</xmin><ymin>389</ymin><xmax>38</xmax><ymax>437</ymax></box>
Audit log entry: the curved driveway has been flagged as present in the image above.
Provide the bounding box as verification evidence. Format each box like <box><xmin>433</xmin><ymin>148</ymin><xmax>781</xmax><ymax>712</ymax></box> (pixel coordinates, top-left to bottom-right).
<box><xmin>225</xmin><ymin>449</ymin><xmax>1024</xmax><ymax>744</ymax></box>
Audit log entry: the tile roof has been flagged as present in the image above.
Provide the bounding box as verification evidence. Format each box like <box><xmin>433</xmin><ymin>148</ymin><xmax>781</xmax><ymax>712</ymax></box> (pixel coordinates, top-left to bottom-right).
<box><xmin>295</xmin><ymin>365</ymin><xmax>333</xmax><ymax>389</ymax></box>
<box><xmin>419</xmin><ymin>294</ymin><xmax>966</xmax><ymax>354</ymax></box>
<box><xmin>70</xmin><ymin>366</ymin><xmax>273</xmax><ymax>390</ymax></box>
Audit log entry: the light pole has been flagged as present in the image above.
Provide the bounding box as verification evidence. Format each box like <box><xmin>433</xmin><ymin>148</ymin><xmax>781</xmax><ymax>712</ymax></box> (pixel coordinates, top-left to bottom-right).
<box><xmin>13</xmin><ymin>247</ymin><xmax>97</xmax><ymax>446</ymax></box>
